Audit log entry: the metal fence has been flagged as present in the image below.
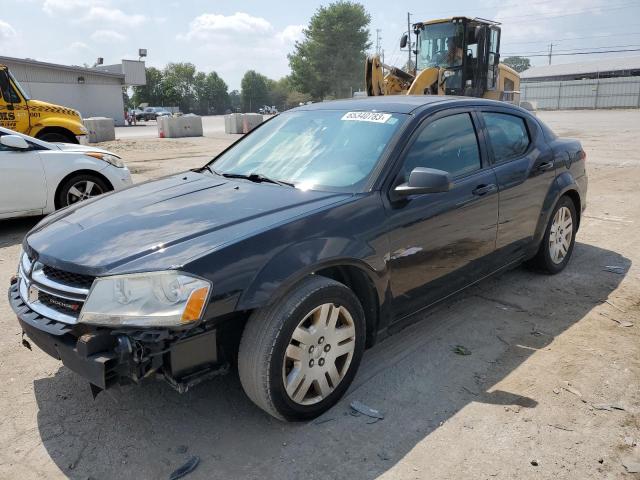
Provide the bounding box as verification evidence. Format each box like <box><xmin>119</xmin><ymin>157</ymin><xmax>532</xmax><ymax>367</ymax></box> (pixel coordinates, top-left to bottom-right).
<box><xmin>521</xmin><ymin>76</ymin><xmax>640</xmax><ymax>110</ymax></box>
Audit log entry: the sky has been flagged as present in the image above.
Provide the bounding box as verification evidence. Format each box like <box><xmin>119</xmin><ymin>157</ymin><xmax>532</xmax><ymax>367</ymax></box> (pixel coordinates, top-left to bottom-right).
<box><xmin>1</xmin><ymin>0</ymin><xmax>639</xmax><ymax>89</ymax></box>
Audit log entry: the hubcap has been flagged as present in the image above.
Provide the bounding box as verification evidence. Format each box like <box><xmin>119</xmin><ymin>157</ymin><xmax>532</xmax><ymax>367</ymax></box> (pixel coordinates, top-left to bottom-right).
<box><xmin>66</xmin><ymin>180</ymin><xmax>104</xmax><ymax>205</ymax></box>
<box><xmin>549</xmin><ymin>206</ymin><xmax>573</xmax><ymax>264</ymax></box>
<box><xmin>282</xmin><ymin>303</ymin><xmax>356</xmax><ymax>405</ymax></box>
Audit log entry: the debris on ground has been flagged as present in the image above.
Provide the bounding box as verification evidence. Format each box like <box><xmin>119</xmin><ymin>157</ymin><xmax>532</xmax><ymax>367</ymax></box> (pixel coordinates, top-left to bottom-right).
<box><xmin>175</xmin><ymin>445</ymin><xmax>188</xmax><ymax>454</ymax></box>
<box><xmin>561</xmin><ymin>382</ymin><xmax>587</xmax><ymax>403</ymax></box>
<box><xmin>624</xmin><ymin>436</ymin><xmax>636</xmax><ymax>447</ymax></box>
<box><xmin>603</xmin><ymin>265</ymin><xmax>626</xmax><ymax>274</ymax></box>
<box><xmin>452</xmin><ymin>345</ymin><xmax>472</xmax><ymax>355</ymax></box>
<box><xmin>623</xmin><ymin>460</ymin><xmax>640</xmax><ymax>474</ymax></box>
<box><xmin>350</xmin><ymin>401</ymin><xmax>384</xmax><ymax>420</ymax></box>
<box><xmin>591</xmin><ymin>403</ymin><xmax>625</xmax><ymax>412</ymax></box>
<box><xmin>530</xmin><ymin>460</ymin><xmax>539</xmax><ymax>466</ymax></box>
<box><xmin>599</xmin><ymin>311</ymin><xmax>634</xmax><ymax>327</ymax></box>
<box><xmin>605</xmin><ymin>299</ymin><xmax>626</xmax><ymax>313</ymax></box>
<box><xmin>169</xmin><ymin>456</ymin><xmax>200</xmax><ymax>480</ymax></box>
<box><xmin>548</xmin><ymin>424</ymin><xmax>574</xmax><ymax>431</ymax></box>
<box><xmin>553</xmin><ymin>388</ymin><xmax>561</xmax><ymax>394</ymax></box>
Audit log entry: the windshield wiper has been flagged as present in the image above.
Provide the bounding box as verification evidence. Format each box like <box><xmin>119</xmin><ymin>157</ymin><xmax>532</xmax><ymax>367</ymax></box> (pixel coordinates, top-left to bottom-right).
<box><xmin>220</xmin><ymin>172</ymin><xmax>295</xmax><ymax>188</ymax></box>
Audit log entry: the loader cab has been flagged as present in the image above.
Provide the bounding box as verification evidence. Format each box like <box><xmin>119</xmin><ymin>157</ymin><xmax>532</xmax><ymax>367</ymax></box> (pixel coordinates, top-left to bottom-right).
<box><xmin>412</xmin><ymin>17</ymin><xmax>501</xmax><ymax>97</ymax></box>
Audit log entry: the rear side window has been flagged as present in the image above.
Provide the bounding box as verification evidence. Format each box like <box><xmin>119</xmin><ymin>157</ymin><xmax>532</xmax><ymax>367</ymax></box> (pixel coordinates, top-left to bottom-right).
<box><xmin>402</xmin><ymin>113</ymin><xmax>481</xmax><ymax>178</ymax></box>
<box><xmin>483</xmin><ymin>112</ymin><xmax>530</xmax><ymax>162</ymax></box>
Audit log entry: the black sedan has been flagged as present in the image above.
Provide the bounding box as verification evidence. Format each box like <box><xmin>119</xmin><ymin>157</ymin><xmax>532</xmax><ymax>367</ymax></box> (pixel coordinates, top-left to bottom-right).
<box><xmin>9</xmin><ymin>96</ymin><xmax>587</xmax><ymax>421</ymax></box>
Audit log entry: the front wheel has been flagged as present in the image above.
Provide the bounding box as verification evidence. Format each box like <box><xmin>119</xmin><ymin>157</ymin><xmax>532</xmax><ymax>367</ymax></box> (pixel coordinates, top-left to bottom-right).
<box><xmin>238</xmin><ymin>275</ymin><xmax>366</xmax><ymax>421</ymax></box>
<box><xmin>527</xmin><ymin>195</ymin><xmax>577</xmax><ymax>274</ymax></box>
<box><xmin>37</xmin><ymin>131</ymin><xmax>76</xmax><ymax>143</ymax></box>
<box><xmin>57</xmin><ymin>173</ymin><xmax>110</xmax><ymax>209</ymax></box>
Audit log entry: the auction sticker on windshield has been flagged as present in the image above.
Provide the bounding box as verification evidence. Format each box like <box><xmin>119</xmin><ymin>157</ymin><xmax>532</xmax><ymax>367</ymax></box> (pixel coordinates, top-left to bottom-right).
<box><xmin>341</xmin><ymin>111</ymin><xmax>392</xmax><ymax>123</ymax></box>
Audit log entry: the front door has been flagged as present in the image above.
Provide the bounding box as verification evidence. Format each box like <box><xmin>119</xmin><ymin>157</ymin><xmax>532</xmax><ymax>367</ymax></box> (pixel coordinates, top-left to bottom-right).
<box><xmin>385</xmin><ymin>110</ymin><xmax>499</xmax><ymax>320</ymax></box>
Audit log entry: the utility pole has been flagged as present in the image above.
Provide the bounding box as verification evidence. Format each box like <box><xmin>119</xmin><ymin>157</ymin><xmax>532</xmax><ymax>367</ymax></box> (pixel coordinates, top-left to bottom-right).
<box><xmin>548</xmin><ymin>43</ymin><xmax>554</xmax><ymax>65</ymax></box>
<box><xmin>376</xmin><ymin>29</ymin><xmax>382</xmax><ymax>56</ymax></box>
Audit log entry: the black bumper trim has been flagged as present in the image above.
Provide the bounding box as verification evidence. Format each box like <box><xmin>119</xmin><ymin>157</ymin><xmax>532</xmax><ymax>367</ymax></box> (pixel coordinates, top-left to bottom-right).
<box><xmin>9</xmin><ymin>282</ymin><xmax>118</xmax><ymax>389</ymax></box>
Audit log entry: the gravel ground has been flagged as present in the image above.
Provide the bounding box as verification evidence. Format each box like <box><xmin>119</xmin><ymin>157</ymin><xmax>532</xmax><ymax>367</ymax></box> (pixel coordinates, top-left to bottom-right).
<box><xmin>0</xmin><ymin>109</ymin><xmax>638</xmax><ymax>479</ymax></box>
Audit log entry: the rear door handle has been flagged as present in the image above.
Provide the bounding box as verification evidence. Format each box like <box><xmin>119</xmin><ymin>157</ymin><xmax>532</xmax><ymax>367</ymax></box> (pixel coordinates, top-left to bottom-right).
<box><xmin>536</xmin><ymin>161</ymin><xmax>554</xmax><ymax>172</ymax></box>
<box><xmin>472</xmin><ymin>184</ymin><xmax>497</xmax><ymax>196</ymax></box>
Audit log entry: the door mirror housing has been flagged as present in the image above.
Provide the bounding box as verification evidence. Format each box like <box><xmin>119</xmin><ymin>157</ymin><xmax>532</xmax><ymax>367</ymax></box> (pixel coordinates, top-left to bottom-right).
<box><xmin>1</xmin><ymin>135</ymin><xmax>30</xmax><ymax>150</ymax></box>
<box><xmin>394</xmin><ymin>167</ymin><xmax>452</xmax><ymax>196</ymax></box>
<box><xmin>400</xmin><ymin>33</ymin><xmax>408</xmax><ymax>49</ymax></box>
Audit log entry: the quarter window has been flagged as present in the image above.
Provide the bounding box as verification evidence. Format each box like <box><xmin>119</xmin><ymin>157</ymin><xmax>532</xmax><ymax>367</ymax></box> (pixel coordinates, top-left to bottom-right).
<box><xmin>483</xmin><ymin>113</ymin><xmax>530</xmax><ymax>162</ymax></box>
<box><xmin>402</xmin><ymin>113</ymin><xmax>481</xmax><ymax>178</ymax></box>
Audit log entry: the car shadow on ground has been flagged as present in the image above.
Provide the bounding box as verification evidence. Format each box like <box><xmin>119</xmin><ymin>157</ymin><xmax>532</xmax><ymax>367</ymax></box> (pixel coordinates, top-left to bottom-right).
<box><xmin>31</xmin><ymin>242</ymin><xmax>629</xmax><ymax>479</ymax></box>
<box><xmin>0</xmin><ymin>217</ymin><xmax>42</xmax><ymax>249</ymax></box>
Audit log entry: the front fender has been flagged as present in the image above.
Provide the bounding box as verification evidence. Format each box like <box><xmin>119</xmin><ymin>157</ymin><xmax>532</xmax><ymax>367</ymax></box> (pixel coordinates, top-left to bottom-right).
<box><xmin>29</xmin><ymin>114</ymin><xmax>86</xmax><ymax>137</ymax></box>
<box><xmin>532</xmin><ymin>171</ymin><xmax>582</xmax><ymax>248</ymax></box>
<box><xmin>236</xmin><ymin>237</ymin><xmax>388</xmax><ymax>312</ymax></box>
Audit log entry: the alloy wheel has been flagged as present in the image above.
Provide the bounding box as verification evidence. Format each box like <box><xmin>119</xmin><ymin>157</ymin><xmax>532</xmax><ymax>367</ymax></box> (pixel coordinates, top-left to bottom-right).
<box><xmin>282</xmin><ymin>303</ymin><xmax>356</xmax><ymax>405</ymax></box>
<box><xmin>549</xmin><ymin>206</ymin><xmax>573</xmax><ymax>264</ymax></box>
<box><xmin>66</xmin><ymin>180</ymin><xmax>104</xmax><ymax>205</ymax></box>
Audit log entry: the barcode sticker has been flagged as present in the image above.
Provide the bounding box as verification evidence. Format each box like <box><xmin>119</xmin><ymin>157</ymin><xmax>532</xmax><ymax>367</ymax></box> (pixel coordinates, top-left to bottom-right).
<box><xmin>341</xmin><ymin>111</ymin><xmax>392</xmax><ymax>123</ymax></box>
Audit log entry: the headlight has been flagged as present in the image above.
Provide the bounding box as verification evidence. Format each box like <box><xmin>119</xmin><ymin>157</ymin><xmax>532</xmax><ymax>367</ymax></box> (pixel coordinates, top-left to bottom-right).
<box><xmin>85</xmin><ymin>151</ymin><xmax>125</xmax><ymax>168</ymax></box>
<box><xmin>79</xmin><ymin>271</ymin><xmax>211</xmax><ymax>327</ymax></box>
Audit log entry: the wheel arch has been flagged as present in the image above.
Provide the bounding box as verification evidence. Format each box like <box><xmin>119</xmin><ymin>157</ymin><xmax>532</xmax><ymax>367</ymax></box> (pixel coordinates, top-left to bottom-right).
<box><xmin>34</xmin><ymin>126</ymin><xmax>78</xmax><ymax>143</ymax></box>
<box><xmin>53</xmin><ymin>169</ymin><xmax>114</xmax><ymax>209</ymax></box>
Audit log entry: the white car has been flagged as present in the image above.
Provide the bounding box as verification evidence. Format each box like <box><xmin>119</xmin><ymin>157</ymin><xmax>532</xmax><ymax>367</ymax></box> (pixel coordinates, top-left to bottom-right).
<box><xmin>0</xmin><ymin>127</ymin><xmax>132</xmax><ymax>220</ymax></box>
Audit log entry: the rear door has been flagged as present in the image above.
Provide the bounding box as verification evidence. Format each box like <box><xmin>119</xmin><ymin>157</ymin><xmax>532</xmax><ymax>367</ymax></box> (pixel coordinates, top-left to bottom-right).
<box><xmin>0</xmin><ymin>133</ymin><xmax>47</xmax><ymax>217</ymax></box>
<box><xmin>384</xmin><ymin>109</ymin><xmax>499</xmax><ymax>320</ymax></box>
<box><xmin>478</xmin><ymin>108</ymin><xmax>556</xmax><ymax>261</ymax></box>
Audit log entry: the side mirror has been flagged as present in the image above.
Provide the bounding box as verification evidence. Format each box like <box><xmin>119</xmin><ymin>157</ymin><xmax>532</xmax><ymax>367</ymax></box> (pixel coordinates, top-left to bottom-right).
<box><xmin>394</xmin><ymin>167</ymin><xmax>452</xmax><ymax>196</ymax></box>
<box><xmin>1</xmin><ymin>135</ymin><xmax>30</xmax><ymax>150</ymax></box>
<box><xmin>400</xmin><ymin>33</ymin><xmax>408</xmax><ymax>49</ymax></box>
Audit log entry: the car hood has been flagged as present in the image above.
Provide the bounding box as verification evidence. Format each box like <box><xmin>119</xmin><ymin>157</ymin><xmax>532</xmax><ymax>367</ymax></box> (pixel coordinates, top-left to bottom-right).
<box><xmin>53</xmin><ymin>143</ymin><xmax>117</xmax><ymax>156</ymax></box>
<box><xmin>26</xmin><ymin>171</ymin><xmax>350</xmax><ymax>276</ymax></box>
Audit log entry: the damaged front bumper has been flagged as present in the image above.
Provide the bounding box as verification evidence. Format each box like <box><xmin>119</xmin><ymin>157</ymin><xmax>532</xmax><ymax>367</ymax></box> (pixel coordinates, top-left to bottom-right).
<box><xmin>8</xmin><ymin>278</ymin><xmax>227</xmax><ymax>395</ymax></box>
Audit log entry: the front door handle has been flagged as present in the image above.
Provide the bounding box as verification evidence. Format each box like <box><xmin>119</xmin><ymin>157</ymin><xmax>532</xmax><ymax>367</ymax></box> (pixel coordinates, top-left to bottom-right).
<box><xmin>536</xmin><ymin>161</ymin><xmax>554</xmax><ymax>172</ymax></box>
<box><xmin>472</xmin><ymin>184</ymin><xmax>497</xmax><ymax>196</ymax></box>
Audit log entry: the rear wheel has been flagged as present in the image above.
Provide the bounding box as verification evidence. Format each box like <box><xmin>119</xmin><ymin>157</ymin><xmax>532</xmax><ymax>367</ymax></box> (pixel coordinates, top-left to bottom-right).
<box><xmin>527</xmin><ymin>195</ymin><xmax>577</xmax><ymax>274</ymax></box>
<box><xmin>238</xmin><ymin>275</ymin><xmax>366</xmax><ymax>421</ymax></box>
<box><xmin>57</xmin><ymin>173</ymin><xmax>110</xmax><ymax>209</ymax></box>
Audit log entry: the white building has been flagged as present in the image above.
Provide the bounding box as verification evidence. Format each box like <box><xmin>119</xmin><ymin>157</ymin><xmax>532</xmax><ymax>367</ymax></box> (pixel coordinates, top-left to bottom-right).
<box><xmin>0</xmin><ymin>56</ymin><xmax>146</xmax><ymax>126</ymax></box>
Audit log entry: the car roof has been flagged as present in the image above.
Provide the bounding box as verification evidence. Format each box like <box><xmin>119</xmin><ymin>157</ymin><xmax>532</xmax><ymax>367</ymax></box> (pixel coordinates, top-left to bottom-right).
<box><xmin>293</xmin><ymin>95</ymin><xmax>526</xmax><ymax>114</ymax></box>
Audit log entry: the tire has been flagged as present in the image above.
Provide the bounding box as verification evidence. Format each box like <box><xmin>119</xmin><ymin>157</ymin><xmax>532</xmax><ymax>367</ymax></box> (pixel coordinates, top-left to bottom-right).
<box><xmin>56</xmin><ymin>173</ymin><xmax>110</xmax><ymax>209</ymax></box>
<box><xmin>37</xmin><ymin>131</ymin><xmax>76</xmax><ymax>143</ymax></box>
<box><xmin>238</xmin><ymin>275</ymin><xmax>366</xmax><ymax>421</ymax></box>
<box><xmin>527</xmin><ymin>195</ymin><xmax>577</xmax><ymax>274</ymax></box>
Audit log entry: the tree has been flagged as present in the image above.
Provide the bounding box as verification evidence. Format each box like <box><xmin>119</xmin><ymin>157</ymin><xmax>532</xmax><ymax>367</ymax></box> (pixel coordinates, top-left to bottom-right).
<box><xmin>194</xmin><ymin>71</ymin><xmax>229</xmax><ymax>114</ymax></box>
<box><xmin>288</xmin><ymin>2</ymin><xmax>371</xmax><ymax>100</ymax></box>
<box><xmin>229</xmin><ymin>90</ymin><xmax>241</xmax><ymax>112</ymax></box>
<box><xmin>268</xmin><ymin>77</ymin><xmax>293</xmax><ymax>111</ymax></box>
<box><xmin>162</xmin><ymin>62</ymin><xmax>197</xmax><ymax>112</ymax></box>
<box><xmin>503</xmin><ymin>56</ymin><xmax>531</xmax><ymax>73</ymax></box>
<box><xmin>131</xmin><ymin>66</ymin><xmax>164</xmax><ymax>107</ymax></box>
<box><xmin>241</xmin><ymin>70</ymin><xmax>270</xmax><ymax>112</ymax></box>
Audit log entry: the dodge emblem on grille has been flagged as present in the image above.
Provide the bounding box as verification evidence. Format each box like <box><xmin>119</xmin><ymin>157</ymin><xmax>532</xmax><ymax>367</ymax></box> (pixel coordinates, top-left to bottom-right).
<box><xmin>28</xmin><ymin>285</ymin><xmax>39</xmax><ymax>303</ymax></box>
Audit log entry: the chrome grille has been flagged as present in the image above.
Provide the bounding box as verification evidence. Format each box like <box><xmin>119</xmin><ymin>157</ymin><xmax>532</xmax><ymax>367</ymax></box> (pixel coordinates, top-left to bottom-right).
<box><xmin>41</xmin><ymin>265</ymin><xmax>94</xmax><ymax>290</ymax></box>
<box><xmin>18</xmin><ymin>253</ymin><xmax>93</xmax><ymax>325</ymax></box>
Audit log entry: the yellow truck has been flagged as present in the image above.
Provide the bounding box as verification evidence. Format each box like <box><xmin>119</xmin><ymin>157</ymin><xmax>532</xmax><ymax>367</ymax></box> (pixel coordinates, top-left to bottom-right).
<box><xmin>0</xmin><ymin>64</ymin><xmax>88</xmax><ymax>143</ymax></box>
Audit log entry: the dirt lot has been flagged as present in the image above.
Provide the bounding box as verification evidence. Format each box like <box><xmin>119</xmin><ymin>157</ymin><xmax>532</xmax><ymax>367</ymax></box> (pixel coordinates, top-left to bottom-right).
<box><xmin>0</xmin><ymin>110</ymin><xmax>638</xmax><ymax>479</ymax></box>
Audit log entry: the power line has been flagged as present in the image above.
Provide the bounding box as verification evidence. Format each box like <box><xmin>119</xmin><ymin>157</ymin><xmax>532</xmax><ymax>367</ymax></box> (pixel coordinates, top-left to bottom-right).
<box><xmin>504</xmin><ymin>43</ymin><xmax>640</xmax><ymax>55</ymax></box>
<box><xmin>513</xmin><ymin>48</ymin><xmax>640</xmax><ymax>58</ymax></box>
<box><xmin>504</xmin><ymin>30</ymin><xmax>640</xmax><ymax>46</ymax></box>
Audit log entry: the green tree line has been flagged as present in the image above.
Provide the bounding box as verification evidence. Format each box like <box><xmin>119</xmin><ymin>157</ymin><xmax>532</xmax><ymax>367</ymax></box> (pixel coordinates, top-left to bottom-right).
<box><xmin>130</xmin><ymin>2</ymin><xmax>371</xmax><ymax>114</ymax></box>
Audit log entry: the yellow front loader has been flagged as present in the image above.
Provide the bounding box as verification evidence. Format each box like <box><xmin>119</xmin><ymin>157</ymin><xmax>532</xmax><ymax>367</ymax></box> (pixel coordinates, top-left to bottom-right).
<box><xmin>365</xmin><ymin>17</ymin><xmax>520</xmax><ymax>103</ymax></box>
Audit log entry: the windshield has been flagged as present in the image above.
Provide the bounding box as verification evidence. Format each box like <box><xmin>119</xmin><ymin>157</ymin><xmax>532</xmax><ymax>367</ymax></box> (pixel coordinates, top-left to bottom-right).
<box><xmin>416</xmin><ymin>22</ymin><xmax>464</xmax><ymax>70</ymax></box>
<box><xmin>8</xmin><ymin>72</ymin><xmax>29</xmax><ymax>100</ymax></box>
<box><xmin>209</xmin><ymin>110</ymin><xmax>407</xmax><ymax>192</ymax></box>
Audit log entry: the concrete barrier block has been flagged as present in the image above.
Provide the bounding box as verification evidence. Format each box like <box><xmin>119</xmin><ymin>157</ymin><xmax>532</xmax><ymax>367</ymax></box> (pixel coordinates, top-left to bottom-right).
<box><xmin>242</xmin><ymin>113</ymin><xmax>263</xmax><ymax>133</ymax></box>
<box><xmin>83</xmin><ymin>117</ymin><xmax>115</xmax><ymax>143</ymax></box>
<box><xmin>157</xmin><ymin>115</ymin><xmax>203</xmax><ymax>138</ymax></box>
<box><xmin>224</xmin><ymin>113</ymin><xmax>243</xmax><ymax>134</ymax></box>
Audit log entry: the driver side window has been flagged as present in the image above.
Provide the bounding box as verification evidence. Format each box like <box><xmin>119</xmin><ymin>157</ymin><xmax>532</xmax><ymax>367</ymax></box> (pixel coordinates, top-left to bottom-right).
<box><xmin>402</xmin><ymin>113</ymin><xmax>481</xmax><ymax>179</ymax></box>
